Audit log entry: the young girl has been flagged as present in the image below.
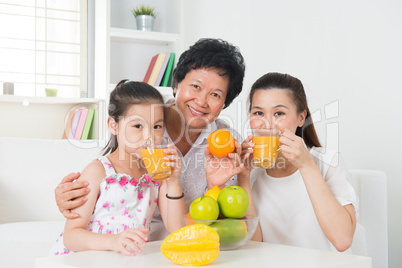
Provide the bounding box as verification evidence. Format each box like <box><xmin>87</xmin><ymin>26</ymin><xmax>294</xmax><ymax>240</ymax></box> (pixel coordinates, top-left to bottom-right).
<box><xmin>239</xmin><ymin>72</ymin><xmax>358</xmax><ymax>252</ymax></box>
<box><xmin>50</xmin><ymin>80</ymin><xmax>186</xmax><ymax>256</ymax></box>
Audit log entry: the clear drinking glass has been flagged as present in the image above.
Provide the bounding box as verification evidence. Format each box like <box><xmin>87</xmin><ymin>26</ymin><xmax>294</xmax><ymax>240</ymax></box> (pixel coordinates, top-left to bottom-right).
<box><xmin>140</xmin><ymin>137</ymin><xmax>172</xmax><ymax>181</ymax></box>
<box><xmin>251</xmin><ymin>128</ymin><xmax>281</xmax><ymax>169</ymax></box>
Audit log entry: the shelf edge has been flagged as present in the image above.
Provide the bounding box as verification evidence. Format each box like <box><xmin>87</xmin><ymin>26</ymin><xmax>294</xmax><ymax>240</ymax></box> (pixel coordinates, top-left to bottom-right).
<box><xmin>0</xmin><ymin>95</ymin><xmax>103</xmax><ymax>104</ymax></box>
<box><xmin>110</xmin><ymin>27</ymin><xmax>180</xmax><ymax>45</ymax></box>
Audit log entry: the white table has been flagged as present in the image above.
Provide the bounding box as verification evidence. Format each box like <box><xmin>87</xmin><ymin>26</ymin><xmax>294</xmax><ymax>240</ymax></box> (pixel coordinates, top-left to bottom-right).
<box><xmin>36</xmin><ymin>241</ymin><xmax>371</xmax><ymax>268</ymax></box>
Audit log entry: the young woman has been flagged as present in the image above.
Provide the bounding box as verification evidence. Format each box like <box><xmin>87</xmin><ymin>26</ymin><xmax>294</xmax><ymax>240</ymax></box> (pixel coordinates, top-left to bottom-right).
<box><xmin>239</xmin><ymin>72</ymin><xmax>358</xmax><ymax>252</ymax></box>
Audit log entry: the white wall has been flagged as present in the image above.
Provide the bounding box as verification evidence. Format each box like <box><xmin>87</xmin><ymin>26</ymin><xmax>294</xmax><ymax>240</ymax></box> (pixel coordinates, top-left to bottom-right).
<box><xmin>182</xmin><ymin>0</ymin><xmax>402</xmax><ymax>267</ymax></box>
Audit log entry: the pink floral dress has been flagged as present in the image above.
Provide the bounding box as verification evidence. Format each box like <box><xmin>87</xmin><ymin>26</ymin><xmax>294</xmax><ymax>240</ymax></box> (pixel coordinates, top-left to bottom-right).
<box><xmin>50</xmin><ymin>156</ymin><xmax>160</xmax><ymax>256</ymax></box>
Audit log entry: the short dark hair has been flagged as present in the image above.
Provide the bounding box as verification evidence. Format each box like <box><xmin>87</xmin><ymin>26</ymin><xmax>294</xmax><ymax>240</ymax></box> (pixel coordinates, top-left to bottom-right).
<box><xmin>172</xmin><ymin>38</ymin><xmax>245</xmax><ymax>109</ymax></box>
<box><xmin>102</xmin><ymin>80</ymin><xmax>165</xmax><ymax>155</ymax></box>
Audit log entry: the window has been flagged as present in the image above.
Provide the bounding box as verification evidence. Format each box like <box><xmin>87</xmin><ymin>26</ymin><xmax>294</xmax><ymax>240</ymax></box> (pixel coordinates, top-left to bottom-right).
<box><xmin>0</xmin><ymin>0</ymin><xmax>87</xmax><ymax>98</ymax></box>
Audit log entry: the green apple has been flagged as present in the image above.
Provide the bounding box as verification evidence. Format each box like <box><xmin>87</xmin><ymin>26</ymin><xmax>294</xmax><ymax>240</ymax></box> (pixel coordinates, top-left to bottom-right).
<box><xmin>189</xmin><ymin>196</ymin><xmax>219</xmax><ymax>220</ymax></box>
<box><xmin>210</xmin><ymin>219</ymin><xmax>248</xmax><ymax>246</ymax></box>
<box><xmin>217</xmin><ymin>186</ymin><xmax>249</xmax><ymax>218</ymax></box>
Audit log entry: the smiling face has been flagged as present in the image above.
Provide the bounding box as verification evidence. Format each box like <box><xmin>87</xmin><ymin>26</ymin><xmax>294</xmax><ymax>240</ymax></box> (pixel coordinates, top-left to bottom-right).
<box><xmin>109</xmin><ymin>103</ymin><xmax>164</xmax><ymax>155</ymax></box>
<box><xmin>249</xmin><ymin>89</ymin><xmax>306</xmax><ymax>134</ymax></box>
<box><xmin>174</xmin><ymin>68</ymin><xmax>229</xmax><ymax>130</ymax></box>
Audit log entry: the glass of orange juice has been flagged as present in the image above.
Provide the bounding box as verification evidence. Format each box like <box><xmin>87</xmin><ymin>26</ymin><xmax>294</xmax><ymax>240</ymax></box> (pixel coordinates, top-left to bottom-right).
<box><xmin>252</xmin><ymin>128</ymin><xmax>281</xmax><ymax>169</ymax></box>
<box><xmin>140</xmin><ymin>137</ymin><xmax>172</xmax><ymax>181</ymax></box>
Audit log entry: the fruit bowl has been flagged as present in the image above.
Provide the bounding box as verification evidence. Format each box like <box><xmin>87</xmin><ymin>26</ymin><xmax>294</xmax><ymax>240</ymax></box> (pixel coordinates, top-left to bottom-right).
<box><xmin>182</xmin><ymin>214</ymin><xmax>259</xmax><ymax>250</ymax></box>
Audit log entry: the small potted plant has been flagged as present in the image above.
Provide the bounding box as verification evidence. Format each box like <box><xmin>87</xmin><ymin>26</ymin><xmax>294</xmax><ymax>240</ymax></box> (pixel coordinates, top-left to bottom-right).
<box><xmin>130</xmin><ymin>5</ymin><xmax>157</xmax><ymax>31</ymax></box>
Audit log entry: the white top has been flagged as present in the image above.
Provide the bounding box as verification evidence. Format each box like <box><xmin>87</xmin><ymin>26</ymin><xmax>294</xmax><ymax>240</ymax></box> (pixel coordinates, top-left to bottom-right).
<box><xmin>250</xmin><ymin>147</ymin><xmax>358</xmax><ymax>252</ymax></box>
<box><xmin>150</xmin><ymin>100</ymin><xmax>243</xmax><ymax>240</ymax></box>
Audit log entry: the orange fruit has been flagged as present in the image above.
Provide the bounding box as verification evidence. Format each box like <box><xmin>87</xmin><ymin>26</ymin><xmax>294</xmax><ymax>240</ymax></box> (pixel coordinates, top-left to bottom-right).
<box><xmin>205</xmin><ymin>186</ymin><xmax>221</xmax><ymax>201</ymax></box>
<box><xmin>207</xmin><ymin>129</ymin><xmax>235</xmax><ymax>158</ymax></box>
<box><xmin>185</xmin><ymin>212</ymin><xmax>196</xmax><ymax>225</ymax></box>
<box><xmin>160</xmin><ymin>224</ymin><xmax>220</xmax><ymax>266</ymax></box>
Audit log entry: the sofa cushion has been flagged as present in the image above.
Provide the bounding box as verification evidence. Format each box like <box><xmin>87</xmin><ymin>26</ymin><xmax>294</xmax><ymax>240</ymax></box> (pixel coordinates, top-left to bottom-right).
<box><xmin>0</xmin><ymin>138</ymin><xmax>101</xmax><ymax>223</ymax></box>
<box><xmin>0</xmin><ymin>221</ymin><xmax>65</xmax><ymax>268</ymax></box>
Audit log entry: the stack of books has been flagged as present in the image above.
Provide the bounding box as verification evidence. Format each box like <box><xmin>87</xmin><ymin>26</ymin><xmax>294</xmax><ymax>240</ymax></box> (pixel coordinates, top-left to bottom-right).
<box><xmin>144</xmin><ymin>52</ymin><xmax>175</xmax><ymax>87</ymax></box>
<box><xmin>62</xmin><ymin>107</ymin><xmax>95</xmax><ymax>140</ymax></box>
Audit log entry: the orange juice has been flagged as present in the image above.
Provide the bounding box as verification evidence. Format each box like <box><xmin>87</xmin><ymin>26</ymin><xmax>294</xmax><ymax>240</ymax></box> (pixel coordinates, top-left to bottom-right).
<box><xmin>252</xmin><ymin>136</ymin><xmax>280</xmax><ymax>169</ymax></box>
<box><xmin>141</xmin><ymin>148</ymin><xmax>171</xmax><ymax>181</ymax></box>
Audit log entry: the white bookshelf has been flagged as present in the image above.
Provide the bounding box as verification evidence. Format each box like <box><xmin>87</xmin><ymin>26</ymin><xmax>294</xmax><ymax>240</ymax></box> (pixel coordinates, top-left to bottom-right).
<box><xmin>92</xmin><ymin>0</ymin><xmax>182</xmax><ymax>140</ymax></box>
<box><xmin>0</xmin><ymin>95</ymin><xmax>105</xmax><ymax>140</ymax></box>
<box><xmin>94</xmin><ymin>0</ymin><xmax>183</xmax><ymax>100</ymax></box>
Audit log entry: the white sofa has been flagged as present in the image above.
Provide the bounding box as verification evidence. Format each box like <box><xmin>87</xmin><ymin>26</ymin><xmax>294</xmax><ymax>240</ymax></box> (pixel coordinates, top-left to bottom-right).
<box><xmin>0</xmin><ymin>137</ymin><xmax>102</xmax><ymax>268</ymax></box>
<box><xmin>349</xmin><ymin>169</ymin><xmax>388</xmax><ymax>268</ymax></box>
<box><xmin>0</xmin><ymin>138</ymin><xmax>388</xmax><ymax>268</ymax></box>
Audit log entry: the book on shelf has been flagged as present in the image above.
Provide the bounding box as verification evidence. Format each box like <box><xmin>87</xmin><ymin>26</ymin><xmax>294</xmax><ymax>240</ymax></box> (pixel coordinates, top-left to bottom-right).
<box><xmin>62</xmin><ymin>109</ymin><xmax>76</xmax><ymax>139</ymax></box>
<box><xmin>68</xmin><ymin>108</ymin><xmax>82</xmax><ymax>139</ymax></box>
<box><xmin>148</xmin><ymin>52</ymin><xmax>166</xmax><ymax>86</ymax></box>
<box><xmin>74</xmin><ymin>107</ymin><xmax>89</xmax><ymax>140</ymax></box>
<box><xmin>155</xmin><ymin>53</ymin><xmax>171</xmax><ymax>86</ymax></box>
<box><xmin>160</xmin><ymin>53</ymin><xmax>176</xmax><ymax>87</ymax></box>
<box><xmin>63</xmin><ymin>107</ymin><xmax>96</xmax><ymax>140</ymax></box>
<box><xmin>81</xmin><ymin>108</ymin><xmax>95</xmax><ymax>140</ymax></box>
<box><xmin>143</xmin><ymin>54</ymin><xmax>158</xmax><ymax>83</ymax></box>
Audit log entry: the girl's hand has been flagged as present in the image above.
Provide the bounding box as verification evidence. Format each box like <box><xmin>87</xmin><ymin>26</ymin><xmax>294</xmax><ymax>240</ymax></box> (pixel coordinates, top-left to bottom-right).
<box><xmin>205</xmin><ymin>140</ymin><xmax>244</xmax><ymax>188</ymax></box>
<box><xmin>239</xmin><ymin>134</ymin><xmax>255</xmax><ymax>177</ymax></box>
<box><xmin>163</xmin><ymin>144</ymin><xmax>182</xmax><ymax>181</ymax></box>
<box><xmin>279</xmin><ymin>129</ymin><xmax>313</xmax><ymax>169</ymax></box>
<box><xmin>111</xmin><ymin>228</ymin><xmax>149</xmax><ymax>256</ymax></box>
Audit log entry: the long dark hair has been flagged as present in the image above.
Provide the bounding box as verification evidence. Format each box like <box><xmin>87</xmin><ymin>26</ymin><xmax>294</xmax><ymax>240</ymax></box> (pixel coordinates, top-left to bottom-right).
<box><xmin>248</xmin><ymin>72</ymin><xmax>321</xmax><ymax>148</ymax></box>
<box><xmin>172</xmin><ymin>38</ymin><xmax>245</xmax><ymax>109</ymax></box>
<box><xmin>102</xmin><ymin>80</ymin><xmax>165</xmax><ymax>155</ymax></box>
